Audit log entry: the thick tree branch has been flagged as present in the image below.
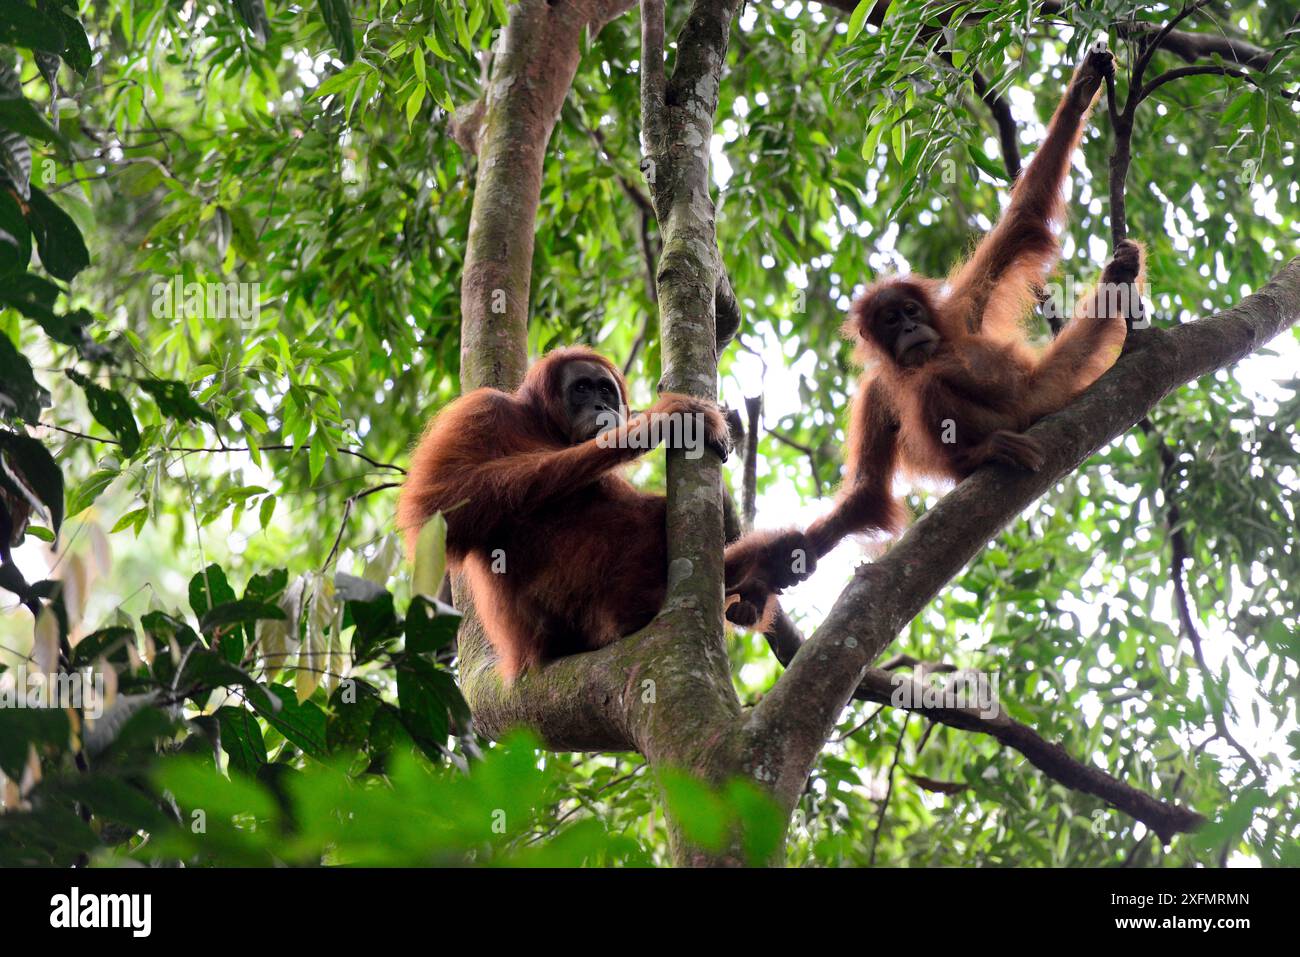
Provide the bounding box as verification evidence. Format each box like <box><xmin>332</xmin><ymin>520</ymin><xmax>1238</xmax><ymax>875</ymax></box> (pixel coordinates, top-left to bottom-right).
<box><xmin>455</xmin><ymin>4</ymin><xmax>752</xmax><ymax>796</ymax></box>
<box><xmin>1137</xmin><ymin>64</ymin><xmax>1297</xmax><ymax>103</ymax></box>
<box><xmin>579</xmin><ymin>106</ymin><xmax>742</xmax><ymax>361</ymax></box>
<box><xmin>741</xmin><ymin>255</ymin><xmax>1300</xmax><ymax>814</ymax></box>
<box><xmin>640</xmin><ymin>0</ymin><xmax>742</xmax><ymax>642</ymax></box>
<box><xmin>763</xmin><ymin>609</ymin><xmax>1205</xmax><ymax>841</ymax></box>
<box><xmin>453</xmin><ymin>0</ymin><xmax>650</xmax><ymax>738</ymax></box>
<box><xmin>458</xmin><ymin>0</ymin><xmax>636</xmax><ymax>393</ymax></box>
<box><xmin>820</xmin><ymin>0</ymin><xmax>1276</xmax><ymax>73</ymax></box>
<box><xmin>638</xmin><ymin>0</ymin><xmax>754</xmax><ymax>865</ymax></box>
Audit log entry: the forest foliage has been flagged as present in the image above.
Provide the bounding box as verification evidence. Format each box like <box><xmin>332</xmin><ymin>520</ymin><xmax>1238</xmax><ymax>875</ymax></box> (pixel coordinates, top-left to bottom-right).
<box><xmin>0</xmin><ymin>0</ymin><xmax>1297</xmax><ymax>866</ymax></box>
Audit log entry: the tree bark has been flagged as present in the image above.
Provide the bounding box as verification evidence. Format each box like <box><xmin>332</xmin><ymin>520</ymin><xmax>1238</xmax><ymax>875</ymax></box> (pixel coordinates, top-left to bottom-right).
<box><xmin>739</xmin><ymin>257</ymin><xmax>1300</xmax><ymax>814</ymax></box>
<box><xmin>638</xmin><ymin>0</ymin><xmax>749</xmax><ymax>865</ymax></box>
<box><xmin>458</xmin><ymin>0</ymin><xmax>636</xmax><ymax>393</ymax></box>
<box><xmin>447</xmin><ymin>0</ymin><xmax>1300</xmax><ymax>867</ymax></box>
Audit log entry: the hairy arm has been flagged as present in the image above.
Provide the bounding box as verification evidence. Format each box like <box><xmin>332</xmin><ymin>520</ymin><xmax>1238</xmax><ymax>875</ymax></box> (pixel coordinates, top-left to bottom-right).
<box><xmin>398</xmin><ymin>390</ymin><xmax>725</xmax><ymax>553</ymax></box>
<box><xmin>806</xmin><ymin>377</ymin><xmax>908</xmax><ymax>557</ymax></box>
<box><xmin>947</xmin><ymin>44</ymin><xmax>1115</xmax><ymax>333</ymax></box>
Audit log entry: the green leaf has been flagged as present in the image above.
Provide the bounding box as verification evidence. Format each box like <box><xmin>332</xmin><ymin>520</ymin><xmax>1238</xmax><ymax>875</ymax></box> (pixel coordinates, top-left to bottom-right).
<box><xmin>661</xmin><ymin>770</ymin><xmax>730</xmax><ymax>852</ymax></box>
<box><xmin>325</xmin><ymin>679</ymin><xmax>381</xmax><ymax>755</ymax></box>
<box><xmin>176</xmin><ymin>649</ymin><xmax>269</xmax><ymax>708</ymax></box>
<box><xmin>317</xmin><ymin>0</ymin><xmax>356</xmax><ymax>63</ymax></box>
<box><xmin>452</xmin><ymin>3</ymin><xmax>471</xmax><ymax>50</ymax></box>
<box><xmin>411</xmin><ymin>512</ymin><xmax>447</xmax><ymax>599</ymax></box>
<box><xmin>396</xmin><ymin>655</ymin><xmax>461</xmax><ymax>757</ymax></box>
<box><xmin>258</xmin><ymin>493</ymin><xmax>276</xmax><ymax>529</ymax></box>
<box><xmin>0</xmin><ymin>88</ymin><xmax>69</xmax><ymax>153</ymax></box>
<box><xmin>0</xmin><ymin>333</ymin><xmax>50</xmax><ymax>423</ymax></box>
<box><xmin>228</xmin><ymin>204</ymin><xmax>259</xmax><ymax>260</ymax></box>
<box><xmin>0</xmin><ymin>270</ymin><xmax>58</xmax><ymax>317</ymax></box>
<box><xmin>0</xmin><ymin>0</ymin><xmax>65</xmax><ymax>57</ymax></box>
<box><xmin>250</xmin><ymin>684</ymin><xmax>329</xmax><ymax>759</ymax></box>
<box><xmin>52</xmin><ymin>776</ymin><xmax>167</xmax><ymax>831</ymax></box>
<box><xmin>0</xmin><ymin>188</ymin><xmax>31</xmax><ymax>274</ymax></box>
<box><xmin>64</xmin><ymin>466</ymin><xmax>116</xmax><ymax>518</ymax></box>
<box><xmin>0</xmin><ymin>275</ymin><xmax>108</xmax><ymax>362</ymax></box>
<box><xmin>348</xmin><ymin>591</ymin><xmax>400</xmax><ymax>664</ymax></box>
<box><xmin>243</xmin><ymin>567</ymin><xmax>288</xmax><ymax>604</ymax></box>
<box><xmin>424</xmin><ymin>30</ymin><xmax>453</xmax><ymax>62</ymax></box>
<box><xmin>0</xmin><ymin>707</ymin><xmax>69</xmax><ymax>779</ymax></box>
<box><xmin>189</xmin><ymin>564</ymin><xmax>236</xmax><ymax>619</ymax></box>
<box><xmin>70</xmin><ymin>626</ymin><xmax>135</xmax><ymax>667</ymax></box>
<box><xmin>199</xmin><ymin>599</ymin><xmax>285</xmax><ymax>636</ymax></box>
<box><xmin>138</xmin><ymin>378</ymin><xmax>217</xmax><ymax>426</ymax></box>
<box><xmin>404</xmin><ymin>595</ymin><xmax>460</xmax><ymax>654</ymax></box>
<box><xmin>231</xmin><ymin>0</ymin><xmax>269</xmax><ymax>44</ymax></box>
<box><xmin>216</xmin><ymin>705</ymin><xmax>269</xmax><ymax>773</ymax></box>
<box><xmin>405</xmin><ymin>83</ymin><xmax>426</xmax><ymax>127</ymax></box>
<box><xmin>65</xmin><ymin>370</ymin><xmax>139</xmax><ymax>457</ymax></box>
<box><xmin>845</xmin><ymin>0</ymin><xmax>872</xmax><ymax>45</ymax></box>
<box><xmin>26</xmin><ymin>185</ymin><xmax>89</xmax><ymax>281</ymax></box>
<box><xmin>1220</xmin><ymin>92</ymin><xmax>1254</xmax><ymax>128</ymax></box>
<box><xmin>967</xmin><ymin>141</ymin><xmax>1008</xmax><ymax>181</ymax></box>
<box><xmin>0</xmin><ymin>125</ymin><xmax>31</xmax><ymax>201</ymax></box>
<box><xmin>308</xmin><ymin>432</ymin><xmax>327</xmax><ymax>480</ymax></box>
<box><xmin>0</xmin><ymin>428</ymin><xmax>63</xmax><ymax>533</ymax></box>
<box><xmin>36</xmin><ymin>0</ymin><xmax>92</xmax><ymax>75</ymax></box>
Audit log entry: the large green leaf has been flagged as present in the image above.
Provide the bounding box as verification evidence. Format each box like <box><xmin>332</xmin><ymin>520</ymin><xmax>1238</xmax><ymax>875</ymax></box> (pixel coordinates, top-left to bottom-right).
<box><xmin>404</xmin><ymin>595</ymin><xmax>460</xmax><ymax>654</ymax></box>
<box><xmin>0</xmin><ymin>188</ymin><xmax>31</xmax><ymax>274</ymax></box>
<box><xmin>216</xmin><ymin>705</ymin><xmax>269</xmax><ymax>774</ymax></box>
<box><xmin>0</xmin><ymin>335</ymin><xmax>50</xmax><ymax>423</ymax></box>
<box><xmin>395</xmin><ymin>655</ymin><xmax>468</xmax><ymax>760</ymax></box>
<box><xmin>0</xmin><ymin>128</ymin><xmax>31</xmax><ymax>199</ymax></box>
<box><xmin>250</xmin><ymin>684</ymin><xmax>329</xmax><ymax>759</ymax></box>
<box><xmin>0</xmin><ymin>87</ymin><xmax>68</xmax><ymax>153</ymax></box>
<box><xmin>0</xmin><ymin>0</ymin><xmax>65</xmax><ymax>56</ymax></box>
<box><xmin>348</xmin><ymin>591</ymin><xmax>401</xmax><ymax>664</ymax></box>
<box><xmin>26</xmin><ymin>185</ymin><xmax>89</xmax><ymax>281</ymax></box>
<box><xmin>0</xmin><ymin>273</ymin><xmax>106</xmax><ymax>362</ymax></box>
<box><xmin>199</xmin><ymin>598</ymin><xmax>285</xmax><ymax>636</ymax></box>
<box><xmin>411</xmin><ymin>511</ymin><xmax>447</xmax><ymax>599</ymax></box>
<box><xmin>139</xmin><ymin>378</ymin><xmax>217</xmax><ymax>426</ymax></box>
<box><xmin>189</xmin><ymin>563</ymin><xmax>237</xmax><ymax>618</ymax></box>
<box><xmin>65</xmin><ymin>369</ymin><xmax>139</xmax><ymax>456</ymax></box>
<box><xmin>37</xmin><ymin>0</ymin><xmax>93</xmax><ymax>74</ymax></box>
<box><xmin>0</xmin><ymin>429</ymin><xmax>63</xmax><ymax>535</ymax></box>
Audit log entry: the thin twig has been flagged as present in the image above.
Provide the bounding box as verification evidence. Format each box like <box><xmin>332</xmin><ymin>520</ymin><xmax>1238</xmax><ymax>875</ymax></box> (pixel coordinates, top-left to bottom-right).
<box><xmin>766</xmin><ymin>427</ymin><xmax>824</xmax><ymax>497</ymax></box>
<box><xmin>41</xmin><ymin>424</ymin><xmax>406</xmax><ymax>473</ymax></box>
<box><xmin>322</xmin><ymin>482</ymin><xmax>402</xmax><ymax>572</ymax></box>
<box><xmin>868</xmin><ymin>712</ymin><xmax>911</xmax><ymax>866</ymax></box>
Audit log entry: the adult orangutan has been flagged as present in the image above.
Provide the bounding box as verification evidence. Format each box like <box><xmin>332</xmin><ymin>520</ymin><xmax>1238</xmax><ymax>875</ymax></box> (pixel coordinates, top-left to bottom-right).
<box><xmin>397</xmin><ymin>346</ymin><xmax>812</xmax><ymax>681</ymax></box>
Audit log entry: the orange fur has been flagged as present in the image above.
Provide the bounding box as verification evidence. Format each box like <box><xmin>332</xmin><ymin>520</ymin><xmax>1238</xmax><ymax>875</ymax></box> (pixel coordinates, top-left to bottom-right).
<box><xmin>807</xmin><ymin>45</ymin><xmax>1143</xmax><ymax>558</ymax></box>
<box><xmin>397</xmin><ymin>347</ymin><xmax>815</xmax><ymax>681</ymax></box>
